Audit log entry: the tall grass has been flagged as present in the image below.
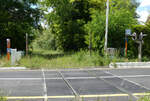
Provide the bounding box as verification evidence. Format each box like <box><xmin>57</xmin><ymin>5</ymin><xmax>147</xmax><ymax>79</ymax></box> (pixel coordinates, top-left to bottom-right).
<box><xmin>0</xmin><ymin>92</ymin><xmax>7</xmax><ymax>101</ymax></box>
<box><xmin>16</xmin><ymin>49</ymin><xmax>131</xmax><ymax>69</ymax></box>
<box><xmin>0</xmin><ymin>56</ymin><xmax>11</xmax><ymax>67</ymax></box>
<box><xmin>0</xmin><ymin>49</ymin><xmax>137</xmax><ymax>69</ymax></box>
<box><xmin>0</xmin><ymin>96</ymin><xmax>7</xmax><ymax>101</ymax></box>
<box><xmin>138</xmin><ymin>96</ymin><xmax>150</xmax><ymax>101</ymax></box>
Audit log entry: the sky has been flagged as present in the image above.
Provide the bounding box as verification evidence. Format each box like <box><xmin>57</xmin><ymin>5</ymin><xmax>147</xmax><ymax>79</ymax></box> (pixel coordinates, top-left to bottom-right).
<box><xmin>137</xmin><ymin>0</ymin><xmax>150</xmax><ymax>23</ymax></box>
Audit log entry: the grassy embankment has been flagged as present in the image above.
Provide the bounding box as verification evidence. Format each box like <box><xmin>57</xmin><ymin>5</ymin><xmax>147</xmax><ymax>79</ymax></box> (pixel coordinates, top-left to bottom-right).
<box><xmin>0</xmin><ymin>49</ymin><xmax>137</xmax><ymax>69</ymax></box>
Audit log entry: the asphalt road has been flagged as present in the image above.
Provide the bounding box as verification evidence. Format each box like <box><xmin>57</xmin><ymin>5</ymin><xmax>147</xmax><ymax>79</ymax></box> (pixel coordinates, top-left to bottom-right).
<box><xmin>0</xmin><ymin>68</ymin><xmax>150</xmax><ymax>101</ymax></box>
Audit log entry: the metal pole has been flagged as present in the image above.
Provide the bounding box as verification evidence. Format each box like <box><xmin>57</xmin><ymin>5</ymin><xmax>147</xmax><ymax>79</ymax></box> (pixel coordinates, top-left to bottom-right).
<box><xmin>138</xmin><ymin>41</ymin><xmax>142</xmax><ymax>62</ymax></box>
<box><xmin>6</xmin><ymin>39</ymin><xmax>11</xmax><ymax>61</ymax></box>
<box><xmin>89</xmin><ymin>31</ymin><xmax>92</xmax><ymax>56</ymax></box>
<box><xmin>125</xmin><ymin>36</ymin><xmax>128</xmax><ymax>57</ymax></box>
<box><xmin>104</xmin><ymin>0</ymin><xmax>109</xmax><ymax>54</ymax></box>
<box><xmin>26</xmin><ymin>33</ymin><xmax>28</xmax><ymax>56</ymax></box>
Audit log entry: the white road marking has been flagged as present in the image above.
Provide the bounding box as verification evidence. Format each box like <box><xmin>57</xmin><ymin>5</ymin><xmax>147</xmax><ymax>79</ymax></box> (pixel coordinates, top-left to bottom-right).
<box><xmin>0</xmin><ymin>78</ymin><xmax>42</xmax><ymax>80</ymax></box>
<box><xmin>6</xmin><ymin>92</ymin><xmax>150</xmax><ymax>99</ymax></box>
<box><xmin>42</xmin><ymin>69</ymin><xmax>48</xmax><ymax>101</ymax></box>
<box><xmin>105</xmin><ymin>71</ymin><xmax>150</xmax><ymax>92</ymax></box>
<box><xmin>87</xmin><ymin>70</ymin><xmax>138</xmax><ymax>101</ymax></box>
<box><xmin>111</xmin><ymin>75</ymin><xmax>150</xmax><ymax>78</ymax></box>
<box><xmin>58</xmin><ymin>71</ymin><xmax>81</xmax><ymax>100</ymax></box>
<box><xmin>0</xmin><ymin>75</ymin><xmax>150</xmax><ymax>80</ymax></box>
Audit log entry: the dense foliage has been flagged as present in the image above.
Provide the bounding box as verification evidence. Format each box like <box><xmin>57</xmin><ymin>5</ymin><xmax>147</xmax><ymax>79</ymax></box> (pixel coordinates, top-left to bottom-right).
<box><xmin>1</xmin><ymin>0</ymin><xmax>150</xmax><ymax>59</ymax></box>
<box><xmin>0</xmin><ymin>0</ymin><xmax>41</xmax><ymax>53</ymax></box>
<box><xmin>40</xmin><ymin>0</ymin><xmax>93</xmax><ymax>51</ymax></box>
<box><xmin>85</xmin><ymin>0</ymin><xmax>138</xmax><ymax>53</ymax></box>
<box><xmin>39</xmin><ymin>0</ymin><xmax>140</xmax><ymax>53</ymax></box>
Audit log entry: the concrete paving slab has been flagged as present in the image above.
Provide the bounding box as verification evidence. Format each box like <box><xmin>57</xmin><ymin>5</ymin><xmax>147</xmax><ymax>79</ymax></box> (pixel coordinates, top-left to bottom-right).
<box><xmin>8</xmin><ymin>99</ymin><xmax>43</xmax><ymax>101</ymax></box>
<box><xmin>48</xmin><ymin>98</ymin><xmax>75</xmax><ymax>101</ymax></box>
<box><xmin>44</xmin><ymin>71</ymin><xmax>61</xmax><ymax>78</ymax></box>
<box><xmin>107</xmin><ymin>68</ymin><xmax>150</xmax><ymax>76</ymax></box>
<box><xmin>0</xmin><ymin>80</ymin><xmax>43</xmax><ymax>96</ymax></box>
<box><xmin>67</xmin><ymin>78</ymin><xmax>123</xmax><ymax>95</ymax></box>
<box><xmin>104</xmin><ymin>77</ymin><xmax>150</xmax><ymax>93</ymax></box>
<box><xmin>0</xmin><ymin>71</ymin><xmax>42</xmax><ymax>78</ymax></box>
<box><xmin>0</xmin><ymin>68</ymin><xmax>150</xmax><ymax>101</ymax></box>
<box><xmin>46</xmin><ymin>79</ymin><xmax>73</xmax><ymax>96</ymax></box>
<box><xmin>89</xmin><ymin>70</ymin><xmax>113</xmax><ymax>77</ymax></box>
<box><xmin>61</xmin><ymin>70</ymin><xmax>92</xmax><ymax>77</ymax></box>
<box><xmin>82</xmin><ymin>96</ymin><xmax>132</xmax><ymax>101</ymax></box>
<box><xmin>124</xmin><ymin>77</ymin><xmax>150</xmax><ymax>90</ymax></box>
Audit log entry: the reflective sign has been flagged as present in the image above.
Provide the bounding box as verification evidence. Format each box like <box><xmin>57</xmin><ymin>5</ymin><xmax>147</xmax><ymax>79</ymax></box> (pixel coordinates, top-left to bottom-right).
<box><xmin>125</xmin><ymin>29</ymin><xmax>131</xmax><ymax>35</ymax></box>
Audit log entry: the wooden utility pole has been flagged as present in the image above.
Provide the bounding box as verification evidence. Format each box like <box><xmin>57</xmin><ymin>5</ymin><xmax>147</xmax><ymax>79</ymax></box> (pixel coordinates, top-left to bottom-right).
<box><xmin>26</xmin><ymin>33</ymin><xmax>28</xmax><ymax>56</ymax></box>
<box><xmin>89</xmin><ymin>31</ymin><xmax>92</xmax><ymax>56</ymax></box>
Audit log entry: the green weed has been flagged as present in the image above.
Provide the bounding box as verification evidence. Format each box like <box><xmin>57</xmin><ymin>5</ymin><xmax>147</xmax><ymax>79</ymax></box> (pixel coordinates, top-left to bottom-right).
<box><xmin>138</xmin><ymin>96</ymin><xmax>150</xmax><ymax>101</ymax></box>
<box><xmin>0</xmin><ymin>49</ymin><xmax>137</xmax><ymax>69</ymax></box>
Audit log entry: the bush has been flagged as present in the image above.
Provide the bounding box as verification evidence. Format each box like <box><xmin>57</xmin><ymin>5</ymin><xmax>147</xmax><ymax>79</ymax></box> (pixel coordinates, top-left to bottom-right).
<box><xmin>0</xmin><ymin>96</ymin><xmax>7</xmax><ymax>101</ymax></box>
<box><xmin>138</xmin><ymin>96</ymin><xmax>150</xmax><ymax>101</ymax></box>
<box><xmin>32</xmin><ymin>29</ymin><xmax>57</xmax><ymax>50</ymax></box>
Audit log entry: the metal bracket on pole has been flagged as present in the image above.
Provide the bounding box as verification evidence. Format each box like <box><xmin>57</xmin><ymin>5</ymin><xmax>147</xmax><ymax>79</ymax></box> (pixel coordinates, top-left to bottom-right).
<box><xmin>130</xmin><ymin>32</ymin><xmax>147</xmax><ymax>62</ymax></box>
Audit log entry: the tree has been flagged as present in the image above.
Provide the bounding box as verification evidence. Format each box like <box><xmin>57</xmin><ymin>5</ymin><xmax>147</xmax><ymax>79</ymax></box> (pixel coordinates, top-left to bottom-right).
<box><xmin>41</xmin><ymin>0</ymin><xmax>102</xmax><ymax>51</ymax></box>
<box><xmin>0</xmin><ymin>0</ymin><xmax>41</xmax><ymax>53</ymax></box>
<box><xmin>85</xmin><ymin>0</ymin><xmax>138</xmax><ymax>53</ymax></box>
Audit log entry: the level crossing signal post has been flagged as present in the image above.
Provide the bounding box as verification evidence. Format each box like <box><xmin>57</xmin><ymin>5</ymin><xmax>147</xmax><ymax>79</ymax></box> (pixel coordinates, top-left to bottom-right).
<box><xmin>130</xmin><ymin>32</ymin><xmax>147</xmax><ymax>62</ymax></box>
<box><xmin>125</xmin><ymin>30</ymin><xmax>147</xmax><ymax>62</ymax></box>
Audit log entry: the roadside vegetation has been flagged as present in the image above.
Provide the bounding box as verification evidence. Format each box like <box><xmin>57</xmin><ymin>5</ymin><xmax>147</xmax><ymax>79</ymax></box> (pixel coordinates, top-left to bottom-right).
<box><xmin>1</xmin><ymin>49</ymin><xmax>138</xmax><ymax>69</ymax></box>
<box><xmin>0</xmin><ymin>97</ymin><xmax>6</xmax><ymax>101</ymax></box>
<box><xmin>0</xmin><ymin>92</ymin><xmax>7</xmax><ymax>101</ymax></box>
<box><xmin>0</xmin><ymin>0</ymin><xmax>150</xmax><ymax>69</ymax></box>
<box><xmin>0</xmin><ymin>94</ymin><xmax>149</xmax><ymax>101</ymax></box>
<box><xmin>18</xmin><ymin>50</ymin><xmax>131</xmax><ymax>69</ymax></box>
<box><xmin>138</xmin><ymin>96</ymin><xmax>150</xmax><ymax>101</ymax></box>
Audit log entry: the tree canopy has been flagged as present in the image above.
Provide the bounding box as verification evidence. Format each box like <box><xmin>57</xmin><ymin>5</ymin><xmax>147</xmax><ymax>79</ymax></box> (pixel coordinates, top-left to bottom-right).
<box><xmin>1</xmin><ymin>0</ymin><xmax>150</xmax><ymax>58</ymax></box>
<box><xmin>39</xmin><ymin>0</ymin><xmax>139</xmax><ymax>53</ymax></box>
<box><xmin>0</xmin><ymin>0</ymin><xmax>41</xmax><ymax>53</ymax></box>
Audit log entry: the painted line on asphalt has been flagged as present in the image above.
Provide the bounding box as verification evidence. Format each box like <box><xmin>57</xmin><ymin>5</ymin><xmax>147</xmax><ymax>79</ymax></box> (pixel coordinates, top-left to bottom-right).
<box><xmin>80</xmin><ymin>94</ymin><xmax>129</xmax><ymax>98</ymax></box>
<box><xmin>109</xmin><ymin>75</ymin><xmax>150</xmax><ymax>78</ymax></box>
<box><xmin>6</xmin><ymin>93</ymin><xmax>150</xmax><ymax>99</ymax></box>
<box><xmin>1</xmin><ymin>74</ymin><xmax>150</xmax><ymax>80</ymax></box>
<box><xmin>1</xmin><ymin>67</ymin><xmax>150</xmax><ymax>72</ymax></box>
<box><xmin>65</xmin><ymin>75</ymin><xmax>150</xmax><ymax>79</ymax></box>
<box><xmin>87</xmin><ymin>70</ymin><xmax>138</xmax><ymax>101</ymax></box>
<box><xmin>7</xmin><ymin>96</ymin><xmax>44</xmax><ymax>99</ymax></box>
<box><xmin>0</xmin><ymin>78</ymin><xmax>62</xmax><ymax>80</ymax></box>
<box><xmin>133</xmin><ymin>93</ymin><xmax>150</xmax><ymax>96</ymax></box>
<box><xmin>42</xmin><ymin>69</ymin><xmax>48</xmax><ymax>101</ymax></box>
<box><xmin>0</xmin><ymin>78</ymin><xmax>43</xmax><ymax>80</ymax></box>
<box><xmin>105</xmin><ymin>71</ymin><xmax>150</xmax><ymax>91</ymax></box>
<box><xmin>7</xmin><ymin>96</ymin><xmax>75</xmax><ymax>99</ymax></box>
<box><xmin>58</xmin><ymin>71</ymin><xmax>79</xmax><ymax>97</ymax></box>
